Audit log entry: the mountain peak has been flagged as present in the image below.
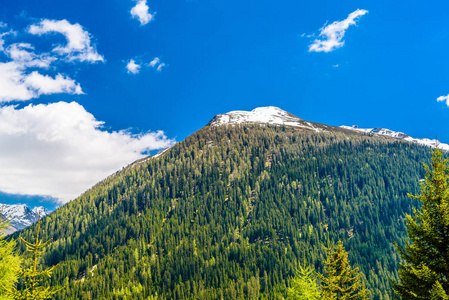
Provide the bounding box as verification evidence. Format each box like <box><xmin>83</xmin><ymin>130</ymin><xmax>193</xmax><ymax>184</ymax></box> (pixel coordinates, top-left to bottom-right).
<box><xmin>1</xmin><ymin>204</ymin><xmax>50</xmax><ymax>233</ymax></box>
<box><xmin>208</xmin><ymin>106</ymin><xmax>323</xmax><ymax>131</ymax></box>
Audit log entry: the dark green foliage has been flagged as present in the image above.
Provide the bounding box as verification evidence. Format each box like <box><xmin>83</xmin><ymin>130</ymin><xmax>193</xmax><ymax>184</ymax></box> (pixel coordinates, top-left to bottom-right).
<box><xmin>392</xmin><ymin>149</ymin><xmax>449</xmax><ymax>299</ymax></box>
<box><xmin>319</xmin><ymin>240</ymin><xmax>369</xmax><ymax>300</ymax></box>
<box><xmin>14</xmin><ymin>124</ymin><xmax>431</xmax><ymax>299</ymax></box>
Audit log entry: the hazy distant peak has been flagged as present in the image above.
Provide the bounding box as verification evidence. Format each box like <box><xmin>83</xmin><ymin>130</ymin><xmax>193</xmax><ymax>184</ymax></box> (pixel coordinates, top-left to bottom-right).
<box><xmin>1</xmin><ymin>204</ymin><xmax>50</xmax><ymax>233</ymax></box>
<box><xmin>341</xmin><ymin>125</ymin><xmax>449</xmax><ymax>151</ymax></box>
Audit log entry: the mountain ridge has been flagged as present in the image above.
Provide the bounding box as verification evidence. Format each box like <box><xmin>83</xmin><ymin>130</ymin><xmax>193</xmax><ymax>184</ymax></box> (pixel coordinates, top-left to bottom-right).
<box><xmin>208</xmin><ymin>106</ymin><xmax>449</xmax><ymax>151</ymax></box>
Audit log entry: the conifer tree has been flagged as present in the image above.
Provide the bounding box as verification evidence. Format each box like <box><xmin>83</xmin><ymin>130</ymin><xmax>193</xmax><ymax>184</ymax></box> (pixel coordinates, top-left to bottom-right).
<box><xmin>287</xmin><ymin>263</ymin><xmax>321</xmax><ymax>299</ymax></box>
<box><xmin>393</xmin><ymin>149</ymin><xmax>449</xmax><ymax>299</ymax></box>
<box><xmin>319</xmin><ymin>240</ymin><xmax>369</xmax><ymax>300</ymax></box>
<box><xmin>5</xmin><ymin>213</ymin><xmax>62</xmax><ymax>300</ymax></box>
<box><xmin>0</xmin><ymin>209</ymin><xmax>22</xmax><ymax>300</ymax></box>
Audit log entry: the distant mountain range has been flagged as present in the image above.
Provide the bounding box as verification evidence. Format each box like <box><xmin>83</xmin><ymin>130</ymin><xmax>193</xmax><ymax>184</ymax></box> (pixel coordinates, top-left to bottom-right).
<box><xmin>1</xmin><ymin>204</ymin><xmax>50</xmax><ymax>233</ymax></box>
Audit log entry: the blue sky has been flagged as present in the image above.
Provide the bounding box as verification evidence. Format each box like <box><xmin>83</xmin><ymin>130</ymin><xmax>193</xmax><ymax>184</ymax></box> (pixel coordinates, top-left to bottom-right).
<box><xmin>1</xmin><ymin>0</ymin><xmax>449</xmax><ymax>208</ymax></box>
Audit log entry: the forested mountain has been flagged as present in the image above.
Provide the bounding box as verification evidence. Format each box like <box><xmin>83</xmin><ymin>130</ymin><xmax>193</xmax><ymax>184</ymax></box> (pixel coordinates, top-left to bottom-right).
<box><xmin>14</xmin><ymin>107</ymin><xmax>434</xmax><ymax>299</ymax></box>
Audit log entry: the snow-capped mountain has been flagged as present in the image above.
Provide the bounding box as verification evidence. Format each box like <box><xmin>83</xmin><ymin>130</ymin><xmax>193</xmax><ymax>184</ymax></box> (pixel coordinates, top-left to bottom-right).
<box><xmin>341</xmin><ymin>125</ymin><xmax>449</xmax><ymax>151</ymax></box>
<box><xmin>1</xmin><ymin>204</ymin><xmax>50</xmax><ymax>233</ymax></box>
<box><xmin>208</xmin><ymin>106</ymin><xmax>322</xmax><ymax>132</ymax></box>
<box><xmin>208</xmin><ymin>106</ymin><xmax>449</xmax><ymax>152</ymax></box>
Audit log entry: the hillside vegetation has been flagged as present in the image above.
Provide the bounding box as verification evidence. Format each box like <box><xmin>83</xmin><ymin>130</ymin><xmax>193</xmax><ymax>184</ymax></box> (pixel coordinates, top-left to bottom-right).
<box><xmin>15</xmin><ymin>124</ymin><xmax>431</xmax><ymax>299</ymax></box>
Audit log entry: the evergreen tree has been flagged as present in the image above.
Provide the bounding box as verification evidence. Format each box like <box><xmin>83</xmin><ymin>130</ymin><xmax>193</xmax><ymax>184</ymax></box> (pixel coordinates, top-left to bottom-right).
<box><xmin>287</xmin><ymin>263</ymin><xmax>321</xmax><ymax>299</ymax></box>
<box><xmin>319</xmin><ymin>240</ymin><xmax>369</xmax><ymax>300</ymax></box>
<box><xmin>6</xmin><ymin>213</ymin><xmax>61</xmax><ymax>300</ymax></box>
<box><xmin>0</xmin><ymin>210</ymin><xmax>22</xmax><ymax>300</ymax></box>
<box><xmin>393</xmin><ymin>149</ymin><xmax>449</xmax><ymax>299</ymax></box>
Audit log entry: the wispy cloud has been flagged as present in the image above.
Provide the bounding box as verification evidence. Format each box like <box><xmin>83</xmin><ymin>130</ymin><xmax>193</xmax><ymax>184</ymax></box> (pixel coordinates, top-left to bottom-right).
<box><xmin>5</xmin><ymin>43</ymin><xmax>56</xmax><ymax>68</ymax></box>
<box><xmin>28</xmin><ymin>19</ymin><xmax>104</xmax><ymax>63</ymax></box>
<box><xmin>156</xmin><ymin>62</ymin><xmax>165</xmax><ymax>72</ymax></box>
<box><xmin>148</xmin><ymin>57</ymin><xmax>159</xmax><ymax>67</ymax></box>
<box><xmin>0</xmin><ymin>23</ymin><xmax>16</xmax><ymax>52</ymax></box>
<box><xmin>437</xmin><ymin>94</ymin><xmax>449</xmax><ymax>107</ymax></box>
<box><xmin>0</xmin><ymin>102</ymin><xmax>175</xmax><ymax>203</ymax></box>
<box><xmin>309</xmin><ymin>9</ymin><xmax>368</xmax><ymax>53</ymax></box>
<box><xmin>126</xmin><ymin>59</ymin><xmax>141</xmax><ymax>74</ymax></box>
<box><xmin>148</xmin><ymin>57</ymin><xmax>166</xmax><ymax>71</ymax></box>
<box><xmin>126</xmin><ymin>56</ymin><xmax>166</xmax><ymax>74</ymax></box>
<box><xmin>131</xmin><ymin>0</ymin><xmax>155</xmax><ymax>25</ymax></box>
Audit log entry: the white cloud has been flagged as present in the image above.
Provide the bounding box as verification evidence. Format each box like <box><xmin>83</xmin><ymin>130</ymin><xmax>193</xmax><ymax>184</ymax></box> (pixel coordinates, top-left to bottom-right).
<box><xmin>24</xmin><ymin>72</ymin><xmax>83</xmax><ymax>95</ymax></box>
<box><xmin>0</xmin><ymin>61</ymin><xmax>83</xmax><ymax>102</ymax></box>
<box><xmin>309</xmin><ymin>9</ymin><xmax>368</xmax><ymax>53</ymax></box>
<box><xmin>0</xmin><ymin>22</ymin><xmax>95</xmax><ymax>102</ymax></box>
<box><xmin>148</xmin><ymin>57</ymin><xmax>166</xmax><ymax>71</ymax></box>
<box><xmin>126</xmin><ymin>59</ymin><xmax>141</xmax><ymax>74</ymax></box>
<box><xmin>0</xmin><ymin>102</ymin><xmax>175</xmax><ymax>203</ymax></box>
<box><xmin>0</xmin><ymin>25</ymin><xmax>15</xmax><ymax>52</ymax></box>
<box><xmin>437</xmin><ymin>95</ymin><xmax>449</xmax><ymax>107</ymax></box>
<box><xmin>131</xmin><ymin>0</ymin><xmax>155</xmax><ymax>25</ymax></box>
<box><xmin>28</xmin><ymin>19</ymin><xmax>104</xmax><ymax>63</ymax></box>
<box><xmin>127</xmin><ymin>56</ymin><xmax>166</xmax><ymax>74</ymax></box>
<box><xmin>156</xmin><ymin>62</ymin><xmax>165</xmax><ymax>72</ymax></box>
<box><xmin>148</xmin><ymin>57</ymin><xmax>160</xmax><ymax>67</ymax></box>
<box><xmin>5</xmin><ymin>43</ymin><xmax>56</xmax><ymax>68</ymax></box>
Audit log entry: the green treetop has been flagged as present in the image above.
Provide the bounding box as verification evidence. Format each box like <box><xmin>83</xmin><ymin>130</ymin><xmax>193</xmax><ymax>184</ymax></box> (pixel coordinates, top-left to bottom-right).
<box><xmin>287</xmin><ymin>262</ymin><xmax>321</xmax><ymax>300</ymax></box>
<box><xmin>5</xmin><ymin>213</ymin><xmax>61</xmax><ymax>300</ymax></box>
<box><xmin>0</xmin><ymin>208</ymin><xmax>22</xmax><ymax>300</ymax></box>
<box><xmin>393</xmin><ymin>149</ymin><xmax>449</xmax><ymax>299</ymax></box>
<box><xmin>319</xmin><ymin>240</ymin><xmax>369</xmax><ymax>300</ymax></box>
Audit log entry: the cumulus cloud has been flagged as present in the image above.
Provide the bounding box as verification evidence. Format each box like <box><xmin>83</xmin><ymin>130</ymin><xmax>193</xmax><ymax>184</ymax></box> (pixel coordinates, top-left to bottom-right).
<box><xmin>126</xmin><ymin>59</ymin><xmax>141</xmax><ymax>74</ymax></box>
<box><xmin>309</xmin><ymin>9</ymin><xmax>368</xmax><ymax>53</ymax></box>
<box><xmin>0</xmin><ymin>61</ymin><xmax>83</xmax><ymax>102</ymax></box>
<box><xmin>131</xmin><ymin>0</ymin><xmax>155</xmax><ymax>25</ymax></box>
<box><xmin>437</xmin><ymin>95</ymin><xmax>449</xmax><ymax>107</ymax></box>
<box><xmin>0</xmin><ymin>20</ymin><xmax>101</xmax><ymax>102</ymax></box>
<box><xmin>0</xmin><ymin>102</ymin><xmax>175</xmax><ymax>203</ymax></box>
<box><xmin>0</xmin><ymin>43</ymin><xmax>82</xmax><ymax>102</ymax></box>
<box><xmin>28</xmin><ymin>19</ymin><xmax>104</xmax><ymax>63</ymax></box>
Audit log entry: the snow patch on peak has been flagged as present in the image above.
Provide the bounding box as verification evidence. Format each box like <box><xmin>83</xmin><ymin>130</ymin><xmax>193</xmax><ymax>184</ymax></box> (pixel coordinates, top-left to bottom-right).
<box><xmin>209</xmin><ymin>106</ymin><xmax>320</xmax><ymax>132</ymax></box>
<box><xmin>341</xmin><ymin>125</ymin><xmax>449</xmax><ymax>151</ymax></box>
<box><xmin>1</xmin><ymin>204</ymin><xmax>50</xmax><ymax>232</ymax></box>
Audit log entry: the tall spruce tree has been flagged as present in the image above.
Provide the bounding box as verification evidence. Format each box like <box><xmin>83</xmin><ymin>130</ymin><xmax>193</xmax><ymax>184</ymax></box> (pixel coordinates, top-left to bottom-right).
<box><xmin>393</xmin><ymin>149</ymin><xmax>449</xmax><ymax>299</ymax></box>
<box><xmin>319</xmin><ymin>240</ymin><xmax>369</xmax><ymax>300</ymax></box>
<box><xmin>0</xmin><ymin>207</ymin><xmax>22</xmax><ymax>300</ymax></box>
<box><xmin>287</xmin><ymin>263</ymin><xmax>321</xmax><ymax>300</ymax></box>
